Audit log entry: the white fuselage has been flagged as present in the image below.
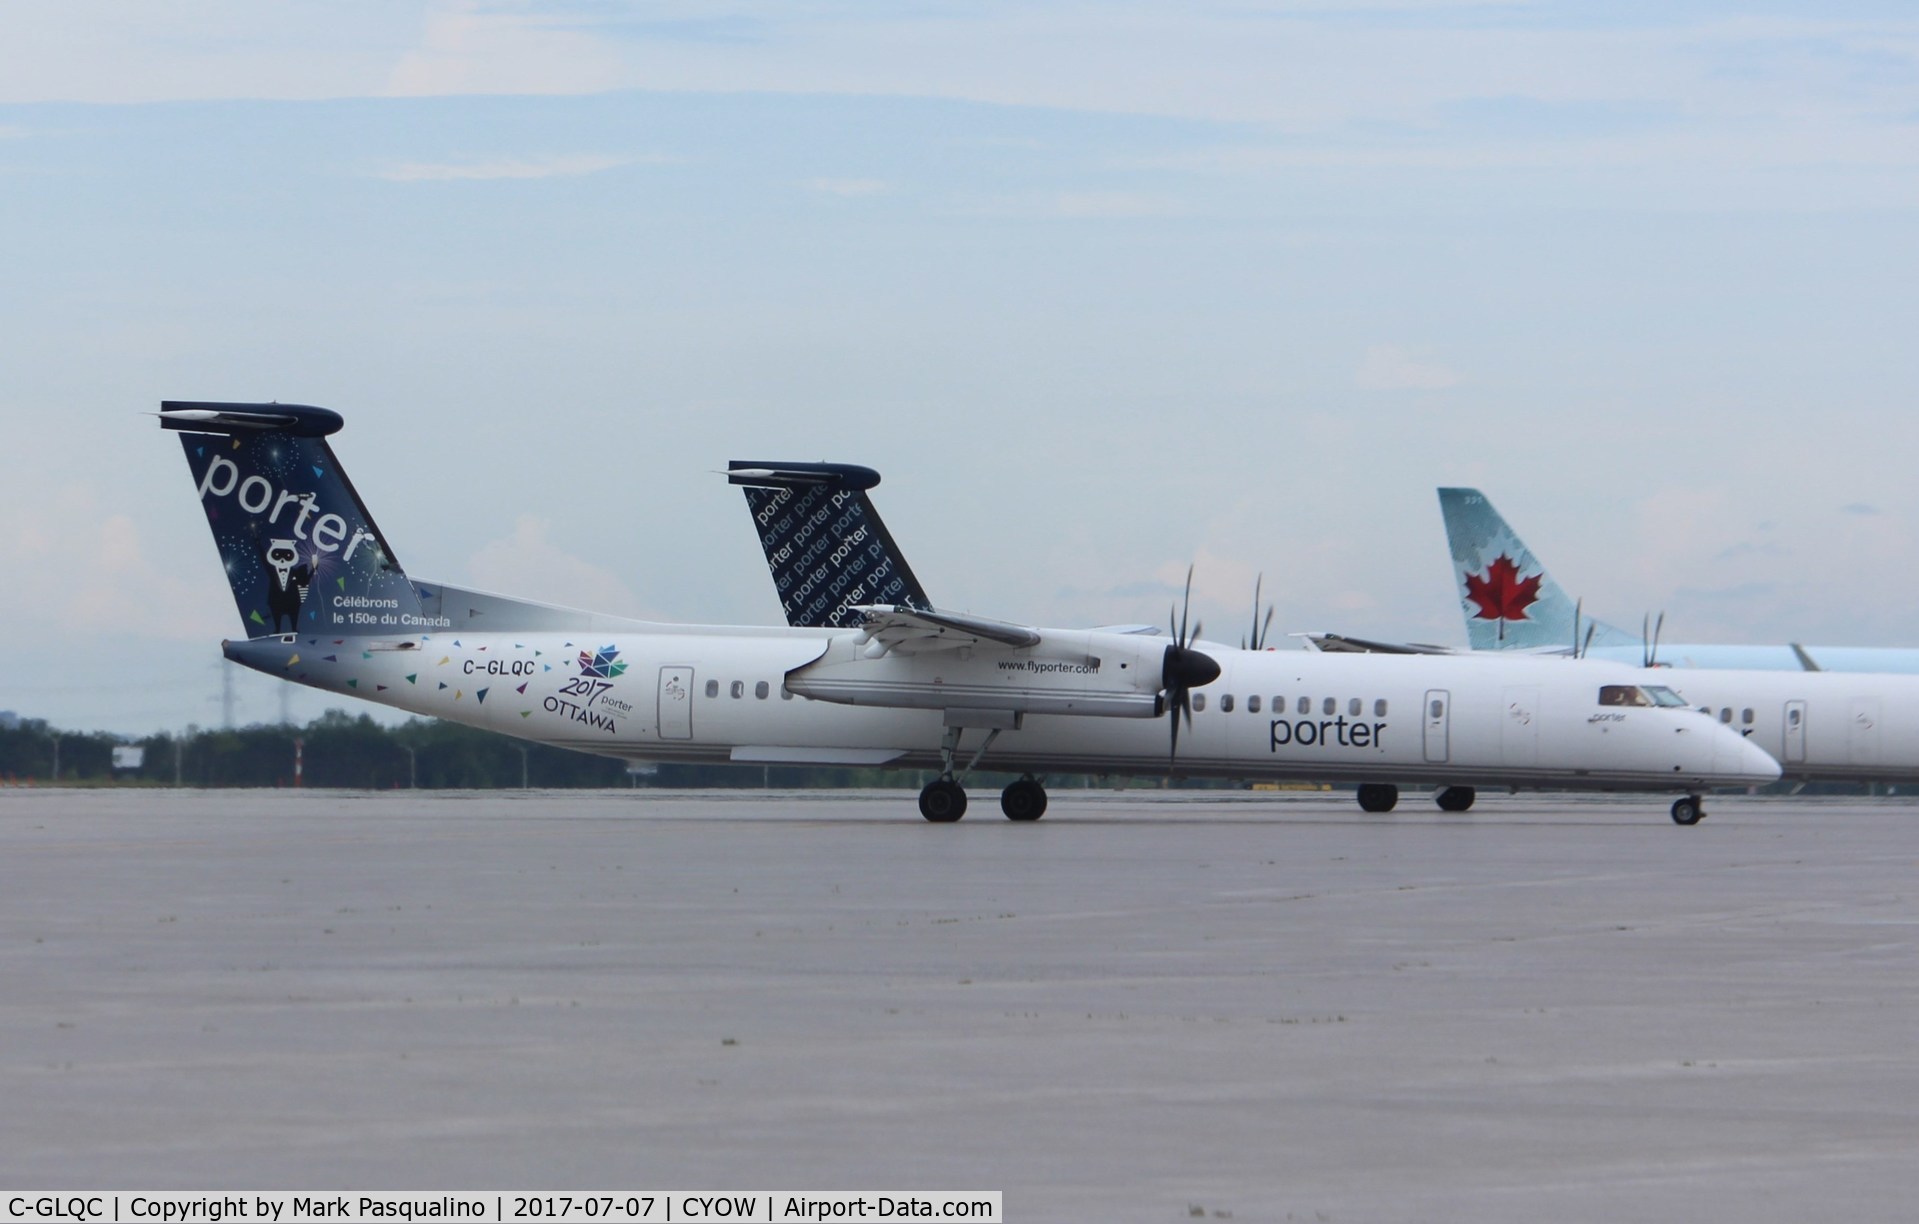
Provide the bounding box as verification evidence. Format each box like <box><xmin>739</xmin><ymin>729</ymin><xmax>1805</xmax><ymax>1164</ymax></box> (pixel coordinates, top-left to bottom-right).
<box><xmin>1629</xmin><ymin>665</ymin><xmax>1919</xmax><ymax>783</ymax></box>
<box><xmin>225</xmin><ymin>628</ymin><xmax>1776</xmax><ymax>793</ymax></box>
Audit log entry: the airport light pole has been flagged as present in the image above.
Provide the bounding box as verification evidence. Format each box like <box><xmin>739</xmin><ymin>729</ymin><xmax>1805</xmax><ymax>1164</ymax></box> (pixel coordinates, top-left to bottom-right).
<box><xmin>402</xmin><ymin>745</ymin><xmax>416</xmax><ymax>789</ymax></box>
<box><xmin>518</xmin><ymin>745</ymin><xmax>529</xmax><ymax>789</ymax></box>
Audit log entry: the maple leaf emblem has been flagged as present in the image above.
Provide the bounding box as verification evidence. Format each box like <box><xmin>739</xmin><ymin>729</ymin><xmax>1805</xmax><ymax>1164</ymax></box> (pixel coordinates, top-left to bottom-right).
<box><xmin>1464</xmin><ymin>554</ymin><xmax>1542</xmax><ymax>622</ymax></box>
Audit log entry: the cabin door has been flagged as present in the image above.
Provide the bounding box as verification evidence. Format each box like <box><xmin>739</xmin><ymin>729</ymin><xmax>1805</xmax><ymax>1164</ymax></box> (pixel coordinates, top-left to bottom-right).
<box><xmin>1502</xmin><ymin>686</ymin><xmax>1539</xmax><ymax>768</ymax></box>
<box><xmin>1849</xmin><ymin>697</ymin><xmax>1880</xmax><ymax>766</ymax></box>
<box><xmin>1423</xmin><ymin>689</ymin><xmax>1451</xmax><ymax>763</ymax></box>
<box><xmin>658</xmin><ymin>666</ymin><xmax>694</xmax><ymax>740</ymax></box>
<box><xmin>1782</xmin><ymin>700</ymin><xmax>1807</xmax><ymax>765</ymax></box>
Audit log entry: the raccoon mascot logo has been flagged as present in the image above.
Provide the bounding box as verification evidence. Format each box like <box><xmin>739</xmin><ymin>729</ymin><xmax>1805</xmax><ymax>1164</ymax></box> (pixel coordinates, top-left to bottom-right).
<box><xmin>262</xmin><ymin>537</ymin><xmax>314</xmax><ymax>632</ymax></box>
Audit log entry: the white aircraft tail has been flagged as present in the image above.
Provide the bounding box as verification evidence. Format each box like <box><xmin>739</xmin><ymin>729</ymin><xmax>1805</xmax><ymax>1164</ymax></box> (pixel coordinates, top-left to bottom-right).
<box><xmin>1438</xmin><ymin>487</ymin><xmax>1640</xmax><ymax>653</ymax></box>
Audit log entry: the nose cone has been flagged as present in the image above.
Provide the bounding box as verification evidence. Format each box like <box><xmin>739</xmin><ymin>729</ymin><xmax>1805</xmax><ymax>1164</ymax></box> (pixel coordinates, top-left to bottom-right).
<box><xmin>1698</xmin><ymin>720</ymin><xmax>1781</xmax><ymax>786</ymax></box>
<box><xmin>1732</xmin><ymin>734</ymin><xmax>1784</xmax><ymax>784</ymax></box>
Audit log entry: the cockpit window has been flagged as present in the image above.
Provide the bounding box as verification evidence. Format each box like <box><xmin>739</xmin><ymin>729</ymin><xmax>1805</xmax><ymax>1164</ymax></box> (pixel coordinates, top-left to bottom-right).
<box><xmin>1642</xmin><ymin>686</ymin><xmax>1689</xmax><ymax>708</ymax></box>
<box><xmin>1598</xmin><ymin>685</ymin><xmax>1653</xmax><ymax>707</ymax></box>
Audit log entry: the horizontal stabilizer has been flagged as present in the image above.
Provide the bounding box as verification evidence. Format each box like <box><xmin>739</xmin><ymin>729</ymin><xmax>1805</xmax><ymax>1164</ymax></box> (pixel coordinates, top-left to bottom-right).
<box><xmin>159</xmin><ymin>400</ymin><xmax>343</xmax><ymax>437</ymax></box>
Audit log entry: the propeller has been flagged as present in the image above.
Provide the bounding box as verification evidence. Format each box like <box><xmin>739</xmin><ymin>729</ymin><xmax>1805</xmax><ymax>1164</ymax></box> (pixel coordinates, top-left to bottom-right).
<box><xmin>1642</xmin><ymin>611</ymin><xmax>1665</xmax><ymax>668</ymax></box>
<box><xmin>1241</xmin><ymin>573</ymin><xmax>1276</xmax><ymax>651</ymax></box>
<box><xmin>1163</xmin><ymin>566</ymin><xmax>1222</xmax><ymax>769</ymax></box>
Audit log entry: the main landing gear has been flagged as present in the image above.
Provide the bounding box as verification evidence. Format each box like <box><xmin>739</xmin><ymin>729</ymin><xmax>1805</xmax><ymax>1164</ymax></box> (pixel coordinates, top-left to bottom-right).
<box><xmin>1356</xmin><ymin>783</ymin><xmax>1398</xmax><ymax>813</ymax></box>
<box><xmin>1670</xmin><ymin>794</ymin><xmax>1706</xmax><ymax>826</ymax></box>
<box><xmin>916</xmin><ymin>724</ymin><xmax>1049</xmax><ymax>822</ymax></box>
<box><xmin>1359</xmin><ymin>784</ymin><xmax>1476</xmax><ymax>814</ymax></box>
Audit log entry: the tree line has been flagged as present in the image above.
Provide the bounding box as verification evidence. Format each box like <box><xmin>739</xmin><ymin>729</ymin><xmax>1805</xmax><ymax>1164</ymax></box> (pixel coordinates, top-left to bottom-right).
<box><xmin>0</xmin><ymin>710</ymin><xmax>931</xmax><ymax>790</ymax></box>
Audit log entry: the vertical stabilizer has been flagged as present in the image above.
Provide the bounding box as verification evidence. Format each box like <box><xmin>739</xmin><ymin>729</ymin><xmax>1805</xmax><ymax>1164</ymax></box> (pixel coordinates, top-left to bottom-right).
<box><xmin>727</xmin><ymin>461</ymin><xmax>930</xmax><ymax>627</ymax></box>
<box><xmin>164</xmin><ymin>401</ymin><xmax>431</xmax><ymax>637</ymax></box>
<box><xmin>1438</xmin><ymin>487</ymin><xmax>1637</xmax><ymax>652</ymax></box>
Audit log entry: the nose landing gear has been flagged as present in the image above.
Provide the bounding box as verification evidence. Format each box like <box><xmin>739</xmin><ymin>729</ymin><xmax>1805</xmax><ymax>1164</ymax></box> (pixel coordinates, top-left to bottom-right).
<box><xmin>1670</xmin><ymin>795</ymin><xmax>1705</xmax><ymax>826</ymax></box>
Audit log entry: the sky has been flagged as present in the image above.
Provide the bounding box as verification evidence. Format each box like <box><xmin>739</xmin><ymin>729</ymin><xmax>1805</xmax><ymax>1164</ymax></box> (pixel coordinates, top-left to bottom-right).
<box><xmin>3</xmin><ymin>1</ymin><xmax>1917</xmax><ymax>733</ymax></box>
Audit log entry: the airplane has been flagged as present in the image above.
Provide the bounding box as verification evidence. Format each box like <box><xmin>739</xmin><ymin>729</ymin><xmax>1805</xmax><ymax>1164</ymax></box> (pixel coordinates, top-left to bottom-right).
<box><xmin>728</xmin><ymin>457</ymin><xmax>1782</xmax><ymax>824</ymax></box>
<box><xmin>1439</xmin><ymin>487</ymin><xmax>1919</xmax><ymax>673</ymax></box>
<box><xmin>736</xmin><ymin>461</ymin><xmax>1919</xmax><ymax>801</ymax></box>
<box><xmin>1298</xmin><ymin>486</ymin><xmax>1919</xmax><ymax>791</ymax></box>
<box><xmin>162</xmin><ymin>401</ymin><xmax>1777</xmax><ymax>824</ymax></box>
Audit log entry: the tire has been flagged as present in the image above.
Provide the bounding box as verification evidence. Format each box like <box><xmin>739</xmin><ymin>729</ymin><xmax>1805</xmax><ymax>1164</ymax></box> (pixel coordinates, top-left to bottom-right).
<box><xmin>1001</xmin><ymin>779</ymin><xmax>1048</xmax><ymax>821</ymax></box>
<box><xmin>919</xmin><ymin>780</ymin><xmax>967</xmax><ymax>822</ymax></box>
<box><xmin>1671</xmin><ymin>796</ymin><xmax>1703</xmax><ymax>826</ymax></box>
<box><xmin>1435</xmin><ymin>786</ymin><xmax>1476</xmax><ymax>813</ymax></box>
<box><xmin>1356</xmin><ymin>783</ymin><xmax>1399</xmax><ymax>814</ymax></box>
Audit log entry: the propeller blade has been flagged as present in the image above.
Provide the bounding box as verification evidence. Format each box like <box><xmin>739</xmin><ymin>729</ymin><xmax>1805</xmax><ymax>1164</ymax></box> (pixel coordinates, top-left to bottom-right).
<box><xmin>1259</xmin><ymin>606</ymin><xmax>1275</xmax><ymax>652</ymax></box>
<box><xmin>1650</xmin><ymin>611</ymin><xmax>1665</xmax><ymax>668</ymax></box>
<box><xmin>1169</xmin><ymin>694</ymin><xmax>1182</xmax><ymax>764</ymax></box>
<box><xmin>1572</xmin><ymin>597</ymin><xmax>1583</xmax><ymax>657</ymax></box>
<box><xmin>1178</xmin><ymin>565</ymin><xmax>1193</xmax><ymax>648</ymax></box>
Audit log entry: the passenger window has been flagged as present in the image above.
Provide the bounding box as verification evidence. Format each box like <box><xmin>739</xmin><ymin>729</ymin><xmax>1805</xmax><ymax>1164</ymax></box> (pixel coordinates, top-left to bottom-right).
<box><xmin>1375</xmin><ymin>699</ymin><xmax>1388</xmax><ymax>717</ymax></box>
<box><xmin>755</xmin><ymin>681</ymin><xmax>770</xmax><ymax>699</ymax></box>
<box><xmin>1322</xmin><ymin>697</ymin><xmax>1336</xmax><ymax>716</ymax></box>
<box><xmin>1297</xmin><ymin>697</ymin><xmax>1309</xmax><ymax>715</ymax></box>
<box><xmin>731</xmin><ymin>681</ymin><xmax>745</xmax><ymax>699</ymax></box>
<box><xmin>1348</xmin><ymin>698</ymin><xmax>1361</xmax><ymax>716</ymax></box>
<box><xmin>1720</xmin><ymin>708</ymin><xmax>1732</xmax><ymax>723</ymax></box>
<box><xmin>1247</xmin><ymin>695</ymin><xmax>1261</xmax><ymax>713</ymax></box>
<box><xmin>1789</xmin><ymin>708</ymin><xmax>1801</xmax><ymax>727</ymax></box>
<box><xmin>1273</xmin><ymin>697</ymin><xmax>1284</xmax><ymax>714</ymax></box>
<box><xmin>1741</xmin><ymin>708</ymin><xmax>1753</xmax><ymax>725</ymax></box>
<box><xmin>704</xmin><ymin>679</ymin><xmax>719</xmax><ymax>698</ymax></box>
<box><xmin>1220</xmin><ymin>694</ymin><xmax>1235</xmax><ymax>713</ymax></box>
<box><xmin>1193</xmin><ymin>693</ymin><xmax>1207</xmax><ymax>712</ymax></box>
<box><xmin>1429</xmin><ymin>699</ymin><xmax>1443</xmax><ymax>719</ymax></box>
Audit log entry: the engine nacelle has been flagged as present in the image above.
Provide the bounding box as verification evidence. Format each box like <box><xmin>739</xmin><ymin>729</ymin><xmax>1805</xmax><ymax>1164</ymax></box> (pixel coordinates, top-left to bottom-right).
<box><xmin>786</xmin><ymin>628</ymin><xmax>1184</xmax><ymax>720</ymax></box>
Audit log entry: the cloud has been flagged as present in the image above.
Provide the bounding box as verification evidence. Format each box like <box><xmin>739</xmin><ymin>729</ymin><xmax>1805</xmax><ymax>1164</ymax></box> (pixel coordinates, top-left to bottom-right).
<box><xmin>1842</xmin><ymin>501</ymin><xmax>1882</xmax><ymax>515</ymax></box>
<box><xmin>1355</xmin><ymin>345</ymin><xmax>1462</xmax><ymax>391</ymax></box>
<box><xmin>371</xmin><ymin>153</ymin><xmax>640</xmax><ymax>181</ymax></box>
<box><xmin>0</xmin><ymin>488</ymin><xmax>216</xmax><ymax>641</ymax></box>
<box><xmin>466</xmin><ymin>516</ymin><xmax>659</xmax><ymax>620</ymax></box>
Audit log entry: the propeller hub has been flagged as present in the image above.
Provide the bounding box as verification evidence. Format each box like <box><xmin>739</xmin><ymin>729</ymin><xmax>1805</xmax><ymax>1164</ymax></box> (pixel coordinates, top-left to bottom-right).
<box><xmin>1163</xmin><ymin>644</ymin><xmax>1221</xmax><ymax>691</ymax></box>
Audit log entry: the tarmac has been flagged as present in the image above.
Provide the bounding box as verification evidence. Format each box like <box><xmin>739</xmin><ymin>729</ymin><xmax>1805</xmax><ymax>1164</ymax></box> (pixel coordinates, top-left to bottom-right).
<box><xmin>2</xmin><ymin>787</ymin><xmax>1915</xmax><ymax>1222</ymax></box>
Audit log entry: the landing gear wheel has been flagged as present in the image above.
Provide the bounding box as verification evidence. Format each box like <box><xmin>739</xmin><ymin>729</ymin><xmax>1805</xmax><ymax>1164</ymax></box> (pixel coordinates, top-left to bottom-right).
<box><xmin>1671</xmin><ymin>795</ymin><xmax>1704</xmax><ymax>826</ymax></box>
<box><xmin>1356</xmin><ymin>783</ymin><xmax>1399</xmax><ymax>814</ymax></box>
<box><xmin>1435</xmin><ymin>786</ymin><xmax>1476</xmax><ymax>813</ymax></box>
<box><xmin>1001</xmin><ymin>778</ymin><xmax>1048</xmax><ymax>822</ymax></box>
<box><xmin>919</xmin><ymin>779</ymin><xmax>968</xmax><ymax>822</ymax></box>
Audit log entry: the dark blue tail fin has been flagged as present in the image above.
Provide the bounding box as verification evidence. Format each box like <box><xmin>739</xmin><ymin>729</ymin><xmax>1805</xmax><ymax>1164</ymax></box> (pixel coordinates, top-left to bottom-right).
<box><xmin>727</xmin><ymin>461</ymin><xmax>930</xmax><ymax>628</ymax></box>
<box><xmin>164</xmin><ymin>401</ymin><xmax>431</xmax><ymax>637</ymax></box>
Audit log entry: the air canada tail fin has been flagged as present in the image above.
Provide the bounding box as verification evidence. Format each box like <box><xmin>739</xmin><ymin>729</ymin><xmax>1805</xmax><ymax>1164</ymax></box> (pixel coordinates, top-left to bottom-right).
<box><xmin>1438</xmin><ymin>487</ymin><xmax>1637</xmax><ymax>653</ymax></box>
<box><xmin>727</xmin><ymin>461</ymin><xmax>930</xmax><ymax>628</ymax></box>
<box><xmin>163</xmin><ymin>401</ymin><xmax>429</xmax><ymax>638</ymax></box>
